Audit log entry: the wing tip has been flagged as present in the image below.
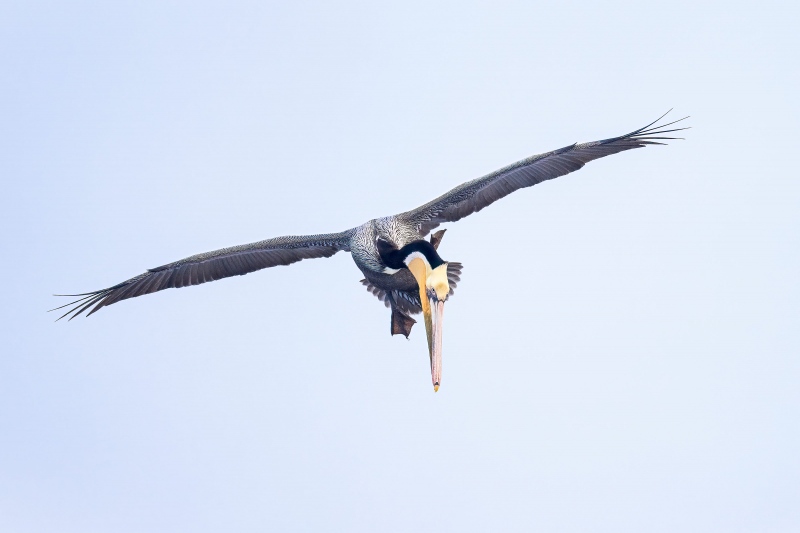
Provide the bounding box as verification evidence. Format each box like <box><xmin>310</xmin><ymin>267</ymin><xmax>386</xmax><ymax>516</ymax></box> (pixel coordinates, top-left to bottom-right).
<box><xmin>50</xmin><ymin>287</ymin><xmax>114</xmax><ymax>321</ymax></box>
<box><xmin>628</xmin><ymin>110</ymin><xmax>691</xmax><ymax>143</ymax></box>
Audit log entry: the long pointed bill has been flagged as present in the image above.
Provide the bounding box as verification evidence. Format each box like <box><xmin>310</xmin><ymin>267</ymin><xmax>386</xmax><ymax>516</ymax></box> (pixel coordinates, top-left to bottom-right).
<box><xmin>429</xmin><ymin>298</ymin><xmax>444</xmax><ymax>392</ymax></box>
<box><xmin>407</xmin><ymin>258</ymin><xmax>446</xmax><ymax>392</ymax></box>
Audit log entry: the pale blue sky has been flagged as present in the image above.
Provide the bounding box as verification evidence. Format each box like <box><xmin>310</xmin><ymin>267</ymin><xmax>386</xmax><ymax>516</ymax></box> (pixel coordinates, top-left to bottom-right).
<box><xmin>2</xmin><ymin>1</ymin><xmax>798</xmax><ymax>532</ymax></box>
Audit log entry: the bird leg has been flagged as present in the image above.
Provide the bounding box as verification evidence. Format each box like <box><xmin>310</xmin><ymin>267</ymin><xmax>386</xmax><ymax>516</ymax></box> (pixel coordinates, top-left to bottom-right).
<box><xmin>391</xmin><ymin>307</ymin><xmax>416</xmax><ymax>338</ymax></box>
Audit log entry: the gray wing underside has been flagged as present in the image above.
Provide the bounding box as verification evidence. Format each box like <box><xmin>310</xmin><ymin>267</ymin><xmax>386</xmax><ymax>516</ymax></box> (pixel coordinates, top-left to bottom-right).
<box><xmin>399</xmin><ymin>112</ymin><xmax>688</xmax><ymax>236</ymax></box>
<box><xmin>360</xmin><ymin>262</ymin><xmax>463</xmax><ymax>315</ymax></box>
<box><xmin>54</xmin><ymin>230</ymin><xmax>354</xmax><ymax>320</ymax></box>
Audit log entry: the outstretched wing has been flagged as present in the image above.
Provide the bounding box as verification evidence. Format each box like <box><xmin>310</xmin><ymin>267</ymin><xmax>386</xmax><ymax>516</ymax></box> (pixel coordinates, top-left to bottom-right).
<box><xmin>54</xmin><ymin>230</ymin><xmax>354</xmax><ymax>320</ymax></box>
<box><xmin>399</xmin><ymin>112</ymin><xmax>688</xmax><ymax>236</ymax></box>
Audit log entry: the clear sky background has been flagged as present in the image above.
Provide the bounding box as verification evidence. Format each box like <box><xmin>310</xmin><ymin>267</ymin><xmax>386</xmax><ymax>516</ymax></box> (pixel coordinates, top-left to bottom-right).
<box><xmin>2</xmin><ymin>1</ymin><xmax>798</xmax><ymax>532</ymax></box>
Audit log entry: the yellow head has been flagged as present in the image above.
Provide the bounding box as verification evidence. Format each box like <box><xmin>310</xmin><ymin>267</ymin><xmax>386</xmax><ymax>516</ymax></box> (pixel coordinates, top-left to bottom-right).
<box><xmin>426</xmin><ymin>263</ymin><xmax>450</xmax><ymax>302</ymax></box>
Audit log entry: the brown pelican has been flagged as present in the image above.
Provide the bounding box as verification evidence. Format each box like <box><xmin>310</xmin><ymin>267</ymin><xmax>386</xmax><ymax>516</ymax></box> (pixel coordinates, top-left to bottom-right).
<box><xmin>55</xmin><ymin>112</ymin><xmax>687</xmax><ymax>391</ymax></box>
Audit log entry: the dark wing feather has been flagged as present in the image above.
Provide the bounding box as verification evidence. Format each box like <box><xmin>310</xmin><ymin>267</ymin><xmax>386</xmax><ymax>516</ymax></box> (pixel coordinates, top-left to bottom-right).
<box><xmin>399</xmin><ymin>112</ymin><xmax>688</xmax><ymax>236</ymax></box>
<box><xmin>53</xmin><ymin>230</ymin><xmax>353</xmax><ymax>320</ymax></box>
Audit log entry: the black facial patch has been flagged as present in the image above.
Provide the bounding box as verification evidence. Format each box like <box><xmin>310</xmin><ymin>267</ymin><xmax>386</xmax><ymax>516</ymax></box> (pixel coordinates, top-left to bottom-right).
<box><xmin>377</xmin><ymin>239</ymin><xmax>446</xmax><ymax>270</ymax></box>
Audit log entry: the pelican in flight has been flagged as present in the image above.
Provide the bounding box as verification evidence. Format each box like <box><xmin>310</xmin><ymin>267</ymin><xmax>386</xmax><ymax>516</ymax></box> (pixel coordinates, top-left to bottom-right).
<box><xmin>55</xmin><ymin>113</ymin><xmax>687</xmax><ymax>391</ymax></box>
